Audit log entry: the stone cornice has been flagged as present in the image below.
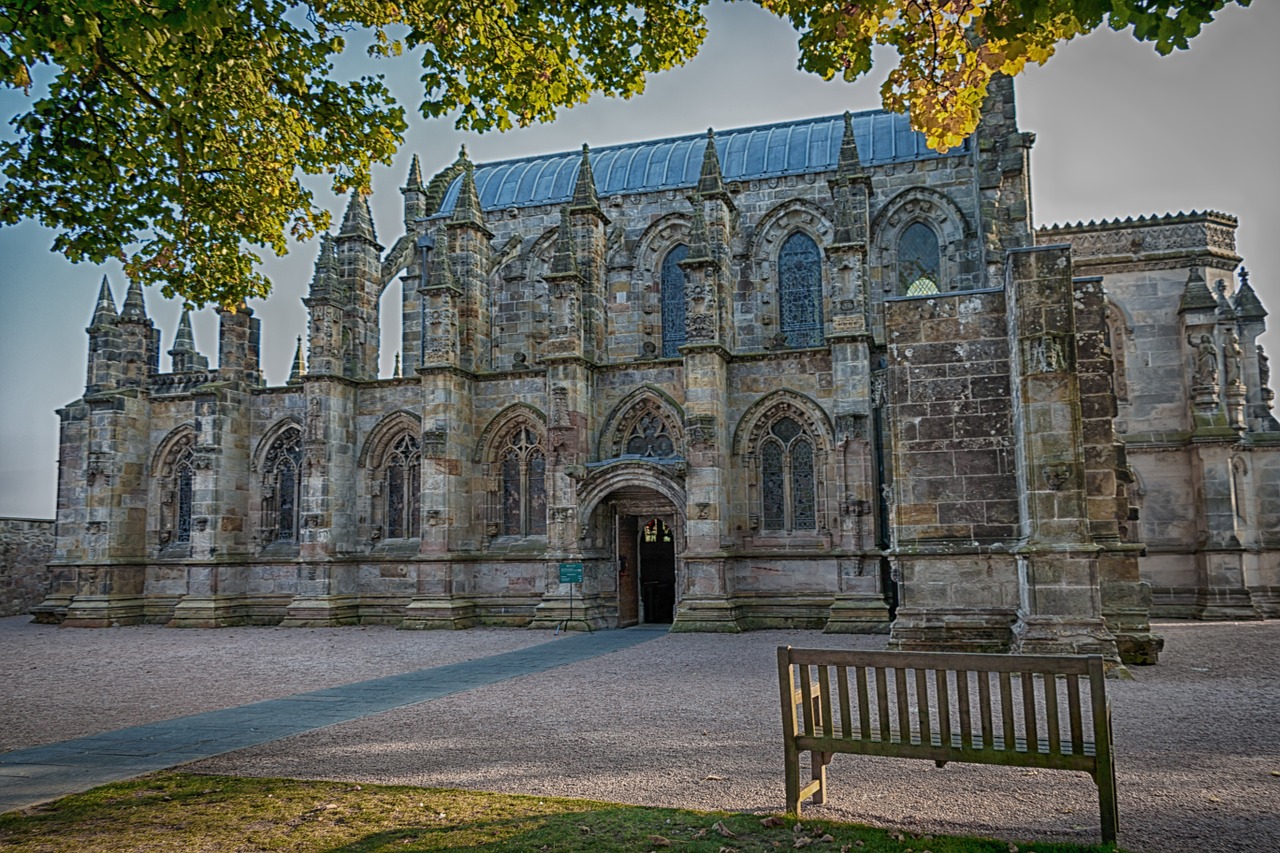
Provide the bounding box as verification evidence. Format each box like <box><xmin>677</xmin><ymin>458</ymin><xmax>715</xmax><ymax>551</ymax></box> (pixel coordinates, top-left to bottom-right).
<box><xmin>1037</xmin><ymin>211</ymin><xmax>1241</xmax><ymax>271</ymax></box>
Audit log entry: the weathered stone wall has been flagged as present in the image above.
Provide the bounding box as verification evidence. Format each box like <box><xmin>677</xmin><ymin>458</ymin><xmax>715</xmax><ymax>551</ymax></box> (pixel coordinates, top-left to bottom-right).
<box><xmin>0</xmin><ymin>518</ymin><xmax>55</xmax><ymax>617</ymax></box>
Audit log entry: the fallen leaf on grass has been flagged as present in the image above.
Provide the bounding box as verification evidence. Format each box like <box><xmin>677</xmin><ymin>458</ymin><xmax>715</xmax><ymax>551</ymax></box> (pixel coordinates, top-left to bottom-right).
<box><xmin>820</xmin><ymin>836</ymin><xmax>835</xmax><ymax>843</ymax></box>
<box><xmin>761</xmin><ymin>816</ymin><xmax>786</xmax><ymax>828</ymax></box>
<box><xmin>794</xmin><ymin>838</ymin><xmax>813</xmax><ymax>848</ymax></box>
<box><xmin>648</xmin><ymin>836</ymin><xmax>671</xmax><ymax>847</ymax></box>
<box><xmin>713</xmin><ymin>820</ymin><xmax>737</xmax><ymax>838</ymax></box>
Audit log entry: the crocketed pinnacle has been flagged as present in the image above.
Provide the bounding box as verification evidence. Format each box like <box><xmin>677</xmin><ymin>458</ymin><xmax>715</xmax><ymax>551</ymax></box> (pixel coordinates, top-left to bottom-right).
<box><xmin>837</xmin><ymin>111</ymin><xmax>865</xmax><ymax>177</ymax></box>
<box><xmin>309</xmin><ymin>233</ymin><xmax>338</xmax><ymax>298</ymax></box>
<box><xmin>120</xmin><ymin>279</ymin><xmax>149</xmax><ymax>322</ymax></box>
<box><xmin>339</xmin><ymin>192</ymin><xmax>378</xmax><ymax>244</ymax></box>
<box><xmin>405</xmin><ymin>153</ymin><xmax>424</xmax><ymax>190</ymax></box>
<box><xmin>90</xmin><ymin>275</ymin><xmax>118</xmax><ymax>327</ymax></box>
<box><xmin>171</xmin><ymin>309</ymin><xmax>196</xmax><ymax>354</ymax></box>
<box><xmin>685</xmin><ymin>199</ymin><xmax>712</xmax><ymax>263</ymax></box>
<box><xmin>549</xmin><ymin>206</ymin><xmax>579</xmax><ymax>277</ymax></box>
<box><xmin>1178</xmin><ymin>267</ymin><xmax>1217</xmax><ymax>314</ymax></box>
<box><xmin>1233</xmin><ymin>273</ymin><xmax>1267</xmax><ymax>320</ymax></box>
<box><xmin>288</xmin><ymin>336</ymin><xmax>306</xmax><ymax>385</ymax></box>
<box><xmin>696</xmin><ymin>128</ymin><xmax>728</xmax><ymax>200</ymax></box>
<box><xmin>450</xmin><ymin>149</ymin><xmax>486</xmax><ymax>229</ymax></box>
<box><xmin>571</xmin><ymin>144</ymin><xmax>601</xmax><ymax>212</ymax></box>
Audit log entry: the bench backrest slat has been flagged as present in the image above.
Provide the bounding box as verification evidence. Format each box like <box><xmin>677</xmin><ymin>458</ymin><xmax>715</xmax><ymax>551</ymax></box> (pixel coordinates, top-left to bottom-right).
<box><xmin>855</xmin><ymin>666</ymin><xmax>871</xmax><ymax>739</ymax></box>
<box><xmin>935</xmin><ymin>668</ymin><xmax>952</xmax><ymax>746</ymax></box>
<box><xmin>799</xmin><ymin>663</ymin><xmax>815</xmax><ymax>736</ymax></box>
<box><xmin>837</xmin><ymin>665</ymin><xmax>853</xmax><ymax>739</ymax></box>
<box><xmin>894</xmin><ymin>667</ymin><xmax>910</xmax><ymax>741</ymax></box>
<box><xmin>999</xmin><ymin>671</ymin><xmax>1016</xmax><ymax>748</ymax></box>
<box><xmin>1045</xmin><ymin>673</ymin><xmax>1062</xmax><ymax>754</ymax></box>
<box><xmin>1067</xmin><ymin>674</ymin><xmax>1083</xmax><ymax>754</ymax></box>
<box><xmin>1021</xmin><ymin>671</ymin><xmax>1038</xmax><ymax>751</ymax></box>
<box><xmin>875</xmin><ymin>667</ymin><xmax>890</xmax><ymax>738</ymax></box>
<box><xmin>818</xmin><ymin>665</ymin><xmax>835</xmax><ymax>737</ymax></box>
<box><xmin>977</xmin><ymin>672</ymin><xmax>994</xmax><ymax>748</ymax></box>
<box><xmin>957</xmin><ymin>669</ymin><xmax>973</xmax><ymax>749</ymax></box>
<box><xmin>915</xmin><ymin>668</ymin><xmax>931</xmax><ymax>745</ymax></box>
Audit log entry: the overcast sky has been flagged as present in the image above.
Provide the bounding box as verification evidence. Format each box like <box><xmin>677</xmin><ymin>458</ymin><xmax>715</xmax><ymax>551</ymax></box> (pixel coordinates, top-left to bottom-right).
<box><xmin>1</xmin><ymin>2</ymin><xmax>1277</xmax><ymax>519</ymax></box>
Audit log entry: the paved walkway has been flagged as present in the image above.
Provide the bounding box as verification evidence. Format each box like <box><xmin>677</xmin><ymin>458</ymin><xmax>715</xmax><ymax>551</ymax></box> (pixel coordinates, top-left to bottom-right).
<box><xmin>0</xmin><ymin>625</ymin><xmax>666</xmax><ymax>813</ymax></box>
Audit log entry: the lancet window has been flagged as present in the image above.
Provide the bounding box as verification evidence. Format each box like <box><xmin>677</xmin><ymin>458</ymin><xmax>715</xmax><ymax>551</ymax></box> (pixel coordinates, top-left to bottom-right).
<box><xmin>500</xmin><ymin>426</ymin><xmax>547</xmax><ymax>536</ymax></box>
<box><xmin>778</xmin><ymin>232</ymin><xmax>823</xmax><ymax>348</ymax></box>
<box><xmin>661</xmin><ymin>244</ymin><xmax>689</xmax><ymax>358</ymax></box>
<box><xmin>760</xmin><ymin>416</ymin><xmax>817</xmax><ymax>532</ymax></box>
<box><xmin>899</xmin><ymin>222</ymin><xmax>941</xmax><ymax>295</ymax></box>
<box><xmin>382</xmin><ymin>434</ymin><xmax>422</xmax><ymax>539</ymax></box>
<box><xmin>261</xmin><ymin>426</ymin><xmax>303</xmax><ymax>543</ymax></box>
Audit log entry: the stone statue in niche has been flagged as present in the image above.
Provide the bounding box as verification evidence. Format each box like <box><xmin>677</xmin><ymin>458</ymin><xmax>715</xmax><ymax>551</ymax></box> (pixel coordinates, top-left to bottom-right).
<box><xmin>1223</xmin><ymin>328</ymin><xmax>1243</xmax><ymax>388</ymax></box>
<box><xmin>1190</xmin><ymin>334</ymin><xmax>1219</xmax><ymax>389</ymax></box>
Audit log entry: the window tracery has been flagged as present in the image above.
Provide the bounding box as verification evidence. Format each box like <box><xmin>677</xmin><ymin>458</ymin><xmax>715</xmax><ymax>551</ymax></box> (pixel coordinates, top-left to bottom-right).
<box><xmin>261</xmin><ymin>426</ymin><xmax>303</xmax><ymax>543</ymax></box>
<box><xmin>382</xmin><ymin>433</ymin><xmax>422</xmax><ymax>539</ymax></box>
<box><xmin>759</xmin><ymin>416</ymin><xmax>817</xmax><ymax>531</ymax></box>
<box><xmin>778</xmin><ymin>232</ymin><xmax>823</xmax><ymax>347</ymax></box>
<box><xmin>156</xmin><ymin>431</ymin><xmax>196</xmax><ymax>547</ymax></box>
<box><xmin>899</xmin><ymin>222</ymin><xmax>941</xmax><ymax>295</ymax></box>
<box><xmin>499</xmin><ymin>426</ymin><xmax>547</xmax><ymax>536</ymax></box>
<box><xmin>661</xmin><ymin>244</ymin><xmax>689</xmax><ymax>357</ymax></box>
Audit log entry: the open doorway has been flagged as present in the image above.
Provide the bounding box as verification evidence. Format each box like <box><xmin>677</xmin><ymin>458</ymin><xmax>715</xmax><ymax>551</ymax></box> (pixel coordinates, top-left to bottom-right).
<box><xmin>638</xmin><ymin>517</ymin><xmax>676</xmax><ymax>624</ymax></box>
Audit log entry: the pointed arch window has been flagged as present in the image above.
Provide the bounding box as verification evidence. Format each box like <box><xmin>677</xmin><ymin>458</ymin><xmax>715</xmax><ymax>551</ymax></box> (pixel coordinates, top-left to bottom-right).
<box><xmin>501</xmin><ymin>427</ymin><xmax>547</xmax><ymax>536</ymax></box>
<box><xmin>779</xmin><ymin>232</ymin><xmax>823</xmax><ymax>348</ymax></box>
<box><xmin>760</xmin><ymin>416</ymin><xmax>817</xmax><ymax>532</ymax></box>
<box><xmin>661</xmin><ymin>244</ymin><xmax>689</xmax><ymax>358</ymax></box>
<box><xmin>899</xmin><ymin>222</ymin><xmax>941</xmax><ymax>295</ymax></box>
<box><xmin>383</xmin><ymin>434</ymin><xmax>422</xmax><ymax>539</ymax></box>
<box><xmin>261</xmin><ymin>427</ymin><xmax>303</xmax><ymax>543</ymax></box>
<box><xmin>157</xmin><ymin>434</ymin><xmax>197</xmax><ymax>547</ymax></box>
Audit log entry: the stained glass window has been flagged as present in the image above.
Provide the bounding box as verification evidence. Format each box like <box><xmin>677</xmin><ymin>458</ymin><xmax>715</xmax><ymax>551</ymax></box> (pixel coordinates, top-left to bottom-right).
<box><xmin>262</xmin><ymin>427</ymin><xmax>303</xmax><ymax>543</ymax></box>
<box><xmin>383</xmin><ymin>434</ymin><xmax>421</xmax><ymax>539</ymax></box>
<box><xmin>500</xmin><ymin>426</ymin><xmax>546</xmax><ymax>536</ymax></box>
<box><xmin>643</xmin><ymin>518</ymin><xmax>673</xmax><ymax>543</ymax></box>
<box><xmin>625</xmin><ymin>412</ymin><xmax>675</xmax><ymax>457</ymax></box>
<box><xmin>899</xmin><ymin>223</ymin><xmax>941</xmax><ymax>295</ymax></box>
<box><xmin>661</xmin><ymin>244</ymin><xmax>688</xmax><ymax>358</ymax></box>
<box><xmin>759</xmin><ymin>416</ymin><xmax>818</xmax><ymax>532</ymax></box>
<box><xmin>779</xmin><ymin>232</ymin><xmax>823</xmax><ymax>348</ymax></box>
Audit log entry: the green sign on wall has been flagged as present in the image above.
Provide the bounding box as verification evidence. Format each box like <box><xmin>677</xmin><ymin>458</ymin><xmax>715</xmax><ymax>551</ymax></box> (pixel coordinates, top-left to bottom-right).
<box><xmin>558</xmin><ymin>562</ymin><xmax>584</xmax><ymax>584</ymax></box>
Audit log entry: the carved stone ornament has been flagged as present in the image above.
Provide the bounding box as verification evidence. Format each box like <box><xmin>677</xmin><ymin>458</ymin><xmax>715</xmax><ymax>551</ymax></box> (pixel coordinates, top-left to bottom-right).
<box><xmin>1041</xmin><ymin>463</ymin><xmax>1071</xmax><ymax>491</ymax></box>
<box><xmin>686</xmin><ymin>311</ymin><xmax>715</xmax><ymax>341</ymax></box>
<box><xmin>303</xmin><ymin>514</ymin><xmax>323</xmax><ymax>529</ymax></box>
<box><xmin>685</xmin><ymin>414</ymin><xmax>716</xmax><ymax>450</ymax></box>
<box><xmin>1189</xmin><ymin>333</ymin><xmax>1220</xmax><ymax>390</ymax></box>
<box><xmin>421</xmin><ymin>428</ymin><xmax>448</xmax><ymax>459</ymax></box>
<box><xmin>686</xmin><ymin>278</ymin><xmax>713</xmax><ymax>302</ymax></box>
<box><xmin>1022</xmin><ymin>333</ymin><xmax>1070</xmax><ymax>375</ymax></box>
<box><xmin>193</xmin><ymin>453</ymin><xmax>215</xmax><ymax>470</ymax></box>
<box><xmin>193</xmin><ymin>517</ymin><xmax>209</xmax><ymax>532</ymax></box>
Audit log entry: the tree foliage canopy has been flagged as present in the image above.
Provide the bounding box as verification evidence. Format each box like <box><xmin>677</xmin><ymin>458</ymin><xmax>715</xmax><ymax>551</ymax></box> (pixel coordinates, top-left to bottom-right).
<box><xmin>0</xmin><ymin>0</ymin><xmax>1251</xmax><ymax>307</ymax></box>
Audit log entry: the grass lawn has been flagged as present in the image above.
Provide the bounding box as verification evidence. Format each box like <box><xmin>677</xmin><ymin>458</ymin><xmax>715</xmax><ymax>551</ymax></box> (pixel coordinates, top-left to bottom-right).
<box><xmin>0</xmin><ymin>772</ymin><xmax>1122</xmax><ymax>852</ymax></box>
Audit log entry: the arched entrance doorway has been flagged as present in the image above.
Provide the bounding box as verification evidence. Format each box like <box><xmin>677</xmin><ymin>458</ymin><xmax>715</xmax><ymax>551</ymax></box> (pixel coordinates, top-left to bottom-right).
<box><xmin>621</xmin><ymin>516</ymin><xmax>676</xmax><ymax>624</ymax></box>
<box><xmin>575</xmin><ymin>462</ymin><xmax>686</xmax><ymax>629</ymax></box>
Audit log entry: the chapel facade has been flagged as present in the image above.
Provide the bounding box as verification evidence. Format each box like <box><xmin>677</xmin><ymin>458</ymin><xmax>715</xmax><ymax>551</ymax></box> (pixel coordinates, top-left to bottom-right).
<box><xmin>34</xmin><ymin>78</ymin><xmax>1279</xmax><ymax>665</ymax></box>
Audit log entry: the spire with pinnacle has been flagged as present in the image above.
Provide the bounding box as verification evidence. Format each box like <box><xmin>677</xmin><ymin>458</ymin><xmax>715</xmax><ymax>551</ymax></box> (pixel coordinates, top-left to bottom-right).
<box><xmin>685</xmin><ymin>197</ymin><xmax>712</xmax><ymax>263</ymax></box>
<box><xmin>120</xmin><ymin>279</ymin><xmax>148</xmax><ymax>322</ymax></box>
<box><xmin>696</xmin><ymin>129</ymin><xmax>729</xmax><ymax>201</ymax></box>
<box><xmin>308</xmin><ymin>233</ymin><xmax>339</xmax><ymax>300</ymax></box>
<box><xmin>338</xmin><ymin>192</ymin><xmax>378</xmax><ymax>244</ymax></box>
<box><xmin>549</xmin><ymin>206</ymin><xmax>580</xmax><ymax>277</ymax></box>
<box><xmin>570</xmin><ymin>143</ymin><xmax>602</xmax><ymax>213</ymax></box>
<box><xmin>90</xmin><ymin>275</ymin><xmax>118</xmax><ymax>328</ymax></box>
<box><xmin>837</xmin><ymin>111</ymin><xmax>865</xmax><ymax>178</ymax></box>
<box><xmin>288</xmin><ymin>336</ymin><xmax>306</xmax><ymax>385</ymax></box>
<box><xmin>1178</xmin><ymin>267</ymin><xmax>1218</xmax><ymax>314</ymax></box>
<box><xmin>1233</xmin><ymin>269</ymin><xmax>1267</xmax><ymax>320</ymax></box>
<box><xmin>449</xmin><ymin>147</ymin><xmax>487</xmax><ymax>230</ymax></box>
<box><xmin>168</xmin><ymin>309</ymin><xmax>208</xmax><ymax>373</ymax></box>
<box><xmin>401</xmin><ymin>154</ymin><xmax>427</xmax><ymax>223</ymax></box>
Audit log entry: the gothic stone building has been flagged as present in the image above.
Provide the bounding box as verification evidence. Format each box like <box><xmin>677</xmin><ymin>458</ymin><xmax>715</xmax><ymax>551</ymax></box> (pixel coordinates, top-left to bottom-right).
<box><xmin>35</xmin><ymin>79</ymin><xmax>1280</xmax><ymax>666</ymax></box>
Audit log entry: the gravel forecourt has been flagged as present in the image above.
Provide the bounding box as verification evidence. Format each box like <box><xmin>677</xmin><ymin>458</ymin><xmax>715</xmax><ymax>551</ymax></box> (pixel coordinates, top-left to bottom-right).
<box><xmin>2</xmin><ymin>616</ymin><xmax>1276</xmax><ymax>852</ymax></box>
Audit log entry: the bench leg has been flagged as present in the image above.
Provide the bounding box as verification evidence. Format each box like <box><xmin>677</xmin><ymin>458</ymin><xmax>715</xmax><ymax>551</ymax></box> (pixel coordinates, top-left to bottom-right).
<box><xmin>1097</xmin><ymin>759</ymin><xmax>1119</xmax><ymax>845</ymax></box>
<box><xmin>784</xmin><ymin>739</ymin><xmax>802</xmax><ymax>815</ymax></box>
<box><xmin>811</xmin><ymin>750</ymin><xmax>829</xmax><ymax>805</ymax></box>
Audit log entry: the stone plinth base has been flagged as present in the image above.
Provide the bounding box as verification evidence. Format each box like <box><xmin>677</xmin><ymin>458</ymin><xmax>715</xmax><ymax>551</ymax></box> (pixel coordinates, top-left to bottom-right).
<box><xmin>167</xmin><ymin>595</ymin><xmax>247</xmax><ymax>628</ymax></box>
<box><xmin>1196</xmin><ymin>588</ymin><xmax>1263</xmax><ymax>620</ymax></box>
<box><xmin>400</xmin><ymin>597</ymin><xmax>478</xmax><ymax>629</ymax></box>
<box><xmin>1011</xmin><ymin>614</ymin><xmax>1119</xmax><ymax>664</ymax></box>
<box><xmin>28</xmin><ymin>594</ymin><xmax>72</xmax><ymax>624</ymax></box>
<box><xmin>1248</xmin><ymin>586</ymin><xmax>1280</xmax><ymax>618</ymax></box>
<box><xmin>61</xmin><ymin>595</ymin><xmax>146</xmax><ymax>627</ymax></box>
<box><xmin>735</xmin><ymin>596</ymin><xmax>831</xmax><ymax>630</ymax></box>
<box><xmin>529</xmin><ymin>593</ymin><xmax>610</xmax><ymax>631</ymax></box>
<box><xmin>280</xmin><ymin>595</ymin><xmax>360</xmax><ymax>627</ymax></box>
<box><xmin>889</xmin><ymin>607</ymin><xmax>1016</xmax><ymax>653</ymax></box>
<box><xmin>824</xmin><ymin>594</ymin><xmax>892</xmax><ymax>634</ymax></box>
<box><xmin>671</xmin><ymin>596</ymin><xmax>741</xmax><ymax>633</ymax></box>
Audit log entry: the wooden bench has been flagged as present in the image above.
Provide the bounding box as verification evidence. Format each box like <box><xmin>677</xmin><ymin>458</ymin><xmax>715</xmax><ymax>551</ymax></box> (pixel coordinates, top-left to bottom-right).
<box><xmin>778</xmin><ymin>646</ymin><xmax>1117</xmax><ymax>844</ymax></box>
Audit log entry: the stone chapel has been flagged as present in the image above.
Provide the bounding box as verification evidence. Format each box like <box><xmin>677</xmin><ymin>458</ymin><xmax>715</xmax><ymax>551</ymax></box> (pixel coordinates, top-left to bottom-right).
<box><xmin>34</xmin><ymin>77</ymin><xmax>1280</xmax><ymax>666</ymax></box>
